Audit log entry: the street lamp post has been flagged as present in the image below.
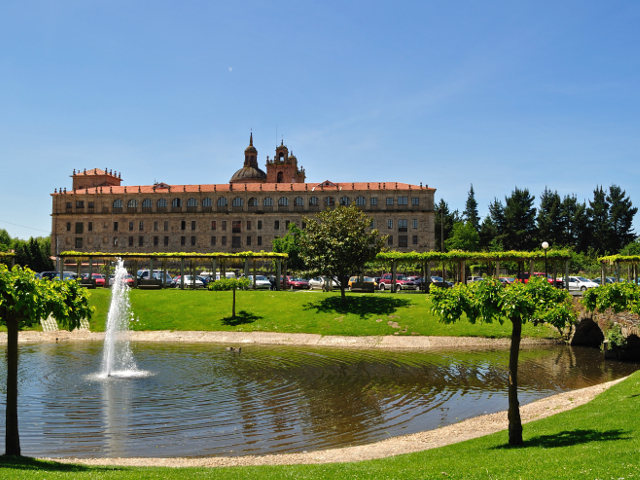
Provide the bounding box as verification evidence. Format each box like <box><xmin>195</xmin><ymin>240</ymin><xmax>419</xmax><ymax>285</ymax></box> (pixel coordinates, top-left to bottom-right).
<box><xmin>542</xmin><ymin>241</ymin><xmax>549</xmax><ymax>280</ymax></box>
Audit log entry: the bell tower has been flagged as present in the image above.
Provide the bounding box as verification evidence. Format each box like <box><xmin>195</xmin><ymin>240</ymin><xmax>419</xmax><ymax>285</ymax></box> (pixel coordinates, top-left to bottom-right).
<box><xmin>266</xmin><ymin>140</ymin><xmax>306</xmax><ymax>183</ymax></box>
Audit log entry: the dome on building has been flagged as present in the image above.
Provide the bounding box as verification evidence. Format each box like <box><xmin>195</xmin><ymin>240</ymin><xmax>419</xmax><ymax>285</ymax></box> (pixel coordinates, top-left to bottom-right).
<box><xmin>229</xmin><ymin>165</ymin><xmax>267</xmax><ymax>183</ymax></box>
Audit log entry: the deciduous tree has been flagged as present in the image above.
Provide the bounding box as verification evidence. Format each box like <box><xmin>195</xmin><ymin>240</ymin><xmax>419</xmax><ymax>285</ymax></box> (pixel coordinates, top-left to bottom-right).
<box><xmin>0</xmin><ymin>265</ymin><xmax>92</xmax><ymax>456</ymax></box>
<box><xmin>431</xmin><ymin>277</ymin><xmax>575</xmax><ymax>446</ymax></box>
<box><xmin>299</xmin><ymin>205</ymin><xmax>385</xmax><ymax>300</ymax></box>
<box><xmin>208</xmin><ymin>277</ymin><xmax>251</xmax><ymax>318</ymax></box>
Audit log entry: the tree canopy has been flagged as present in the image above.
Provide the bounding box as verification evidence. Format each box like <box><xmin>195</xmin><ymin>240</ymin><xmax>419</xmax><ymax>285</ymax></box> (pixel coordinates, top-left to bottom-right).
<box><xmin>0</xmin><ymin>265</ymin><xmax>93</xmax><ymax>455</ymax></box>
<box><xmin>430</xmin><ymin>277</ymin><xmax>576</xmax><ymax>446</ymax></box>
<box><xmin>299</xmin><ymin>205</ymin><xmax>385</xmax><ymax>300</ymax></box>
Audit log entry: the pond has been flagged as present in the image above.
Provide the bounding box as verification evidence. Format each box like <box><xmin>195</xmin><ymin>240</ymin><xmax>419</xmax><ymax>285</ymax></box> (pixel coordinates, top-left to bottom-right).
<box><xmin>0</xmin><ymin>342</ymin><xmax>636</xmax><ymax>458</ymax></box>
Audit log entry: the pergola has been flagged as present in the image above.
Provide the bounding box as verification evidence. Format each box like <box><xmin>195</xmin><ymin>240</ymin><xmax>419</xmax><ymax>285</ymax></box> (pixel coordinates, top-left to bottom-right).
<box><xmin>598</xmin><ymin>255</ymin><xmax>640</xmax><ymax>285</ymax></box>
<box><xmin>58</xmin><ymin>251</ymin><xmax>289</xmax><ymax>290</ymax></box>
<box><xmin>375</xmin><ymin>249</ymin><xmax>573</xmax><ymax>290</ymax></box>
<box><xmin>0</xmin><ymin>252</ymin><xmax>15</xmax><ymax>267</ymax></box>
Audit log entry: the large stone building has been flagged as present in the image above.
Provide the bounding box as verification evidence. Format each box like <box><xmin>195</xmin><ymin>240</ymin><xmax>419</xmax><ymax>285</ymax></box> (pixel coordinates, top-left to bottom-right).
<box><xmin>50</xmin><ymin>135</ymin><xmax>436</xmax><ymax>256</ymax></box>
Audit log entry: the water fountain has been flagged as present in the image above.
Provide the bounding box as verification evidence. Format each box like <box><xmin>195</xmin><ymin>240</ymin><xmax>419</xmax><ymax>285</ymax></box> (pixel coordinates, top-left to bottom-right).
<box><xmin>100</xmin><ymin>259</ymin><xmax>146</xmax><ymax>378</ymax></box>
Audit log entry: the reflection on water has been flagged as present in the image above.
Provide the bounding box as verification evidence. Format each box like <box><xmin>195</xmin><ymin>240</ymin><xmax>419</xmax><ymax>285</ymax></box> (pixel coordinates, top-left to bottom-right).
<box><xmin>0</xmin><ymin>343</ymin><xmax>636</xmax><ymax>458</ymax></box>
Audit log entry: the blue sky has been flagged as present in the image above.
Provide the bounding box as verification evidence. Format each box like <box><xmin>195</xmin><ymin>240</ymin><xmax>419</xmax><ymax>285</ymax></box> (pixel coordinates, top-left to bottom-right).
<box><xmin>1</xmin><ymin>1</ymin><xmax>638</xmax><ymax>241</ymax></box>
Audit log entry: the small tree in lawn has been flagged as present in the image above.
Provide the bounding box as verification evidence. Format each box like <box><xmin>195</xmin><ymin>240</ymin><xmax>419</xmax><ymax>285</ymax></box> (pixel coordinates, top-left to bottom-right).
<box><xmin>208</xmin><ymin>277</ymin><xmax>251</xmax><ymax>318</ymax></box>
<box><xmin>0</xmin><ymin>264</ymin><xmax>93</xmax><ymax>456</ymax></box>
<box><xmin>299</xmin><ymin>205</ymin><xmax>386</xmax><ymax>301</ymax></box>
<box><xmin>430</xmin><ymin>276</ymin><xmax>576</xmax><ymax>446</ymax></box>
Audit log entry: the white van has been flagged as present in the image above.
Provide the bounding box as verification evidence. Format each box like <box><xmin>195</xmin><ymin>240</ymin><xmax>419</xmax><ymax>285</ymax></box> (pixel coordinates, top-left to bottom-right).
<box><xmin>199</xmin><ymin>271</ymin><xmax>237</xmax><ymax>280</ymax></box>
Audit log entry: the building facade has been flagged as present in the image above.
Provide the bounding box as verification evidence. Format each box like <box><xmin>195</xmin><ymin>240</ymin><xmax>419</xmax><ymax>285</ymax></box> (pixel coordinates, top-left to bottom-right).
<box><xmin>51</xmin><ymin>136</ymin><xmax>436</xmax><ymax>256</ymax></box>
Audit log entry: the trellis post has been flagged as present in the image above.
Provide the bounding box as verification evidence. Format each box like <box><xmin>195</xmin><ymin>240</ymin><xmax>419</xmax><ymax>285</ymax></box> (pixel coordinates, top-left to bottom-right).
<box><xmin>425</xmin><ymin>261</ymin><xmax>431</xmax><ymax>293</ymax></box>
<box><xmin>391</xmin><ymin>260</ymin><xmax>397</xmax><ymax>292</ymax></box>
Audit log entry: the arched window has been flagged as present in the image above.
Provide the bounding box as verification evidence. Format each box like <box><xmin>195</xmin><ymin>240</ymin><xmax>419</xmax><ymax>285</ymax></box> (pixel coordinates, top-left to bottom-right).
<box><xmin>157</xmin><ymin>198</ymin><xmax>167</xmax><ymax>208</ymax></box>
<box><xmin>172</xmin><ymin>198</ymin><xmax>182</xmax><ymax>208</ymax></box>
<box><xmin>248</xmin><ymin>197</ymin><xmax>258</xmax><ymax>207</ymax></box>
<box><xmin>232</xmin><ymin>197</ymin><xmax>244</xmax><ymax>207</ymax></box>
<box><xmin>187</xmin><ymin>198</ymin><xmax>197</xmax><ymax>207</ymax></box>
<box><xmin>202</xmin><ymin>197</ymin><xmax>212</xmax><ymax>207</ymax></box>
<box><xmin>127</xmin><ymin>199</ymin><xmax>138</xmax><ymax>208</ymax></box>
<box><xmin>113</xmin><ymin>199</ymin><xmax>123</xmax><ymax>208</ymax></box>
<box><xmin>339</xmin><ymin>196</ymin><xmax>350</xmax><ymax>206</ymax></box>
<box><xmin>278</xmin><ymin>196</ymin><xmax>289</xmax><ymax>206</ymax></box>
<box><xmin>263</xmin><ymin>197</ymin><xmax>273</xmax><ymax>207</ymax></box>
<box><xmin>355</xmin><ymin>196</ymin><xmax>366</xmax><ymax>206</ymax></box>
<box><xmin>309</xmin><ymin>196</ymin><xmax>318</xmax><ymax>206</ymax></box>
<box><xmin>142</xmin><ymin>199</ymin><xmax>152</xmax><ymax>209</ymax></box>
<box><xmin>217</xmin><ymin>197</ymin><xmax>228</xmax><ymax>207</ymax></box>
<box><xmin>324</xmin><ymin>196</ymin><xmax>335</xmax><ymax>207</ymax></box>
<box><xmin>277</xmin><ymin>171</ymin><xmax>284</xmax><ymax>183</ymax></box>
<box><xmin>294</xmin><ymin>196</ymin><xmax>304</xmax><ymax>206</ymax></box>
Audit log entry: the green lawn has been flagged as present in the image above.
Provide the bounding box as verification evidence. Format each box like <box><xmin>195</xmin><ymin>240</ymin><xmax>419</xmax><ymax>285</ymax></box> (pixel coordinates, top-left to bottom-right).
<box><xmin>86</xmin><ymin>288</ymin><xmax>557</xmax><ymax>338</ymax></box>
<box><xmin>1</xmin><ymin>371</ymin><xmax>639</xmax><ymax>479</ymax></box>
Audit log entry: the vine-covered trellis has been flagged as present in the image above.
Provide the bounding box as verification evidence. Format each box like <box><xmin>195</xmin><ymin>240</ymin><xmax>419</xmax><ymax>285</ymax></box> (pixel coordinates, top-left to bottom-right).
<box><xmin>374</xmin><ymin>249</ymin><xmax>573</xmax><ymax>291</ymax></box>
<box><xmin>598</xmin><ymin>255</ymin><xmax>640</xmax><ymax>285</ymax></box>
<box><xmin>58</xmin><ymin>251</ymin><xmax>289</xmax><ymax>290</ymax></box>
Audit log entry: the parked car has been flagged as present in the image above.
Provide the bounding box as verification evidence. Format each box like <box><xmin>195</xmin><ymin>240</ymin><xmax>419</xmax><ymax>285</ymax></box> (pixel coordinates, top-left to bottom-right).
<box><xmin>499</xmin><ymin>276</ymin><xmax>515</xmax><ymax>285</ymax></box>
<box><xmin>378</xmin><ymin>273</ymin><xmax>419</xmax><ymax>292</ymax></box>
<box><xmin>171</xmin><ymin>275</ymin><xmax>205</xmax><ymax>288</ymax></box>
<box><xmin>37</xmin><ymin>271</ymin><xmax>78</xmax><ymax>281</ymax></box>
<box><xmin>516</xmin><ymin>272</ymin><xmax>563</xmax><ymax>288</ymax></box>
<box><xmin>284</xmin><ymin>276</ymin><xmax>310</xmax><ymax>290</ymax></box>
<box><xmin>308</xmin><ymin>277</ymin><xmax>339</xmax><ymax>290</ymax></box>
<box><xmin>566</xmin><ymin>276</ymin><xmax>599</xmax><ymax>291</ymax></box>
<box><xmin>348</xmin><ymin>276</ymin><xmax>377</xmax><ymax>291</ymax></box>
<box><xmin>81</xmin><ymin>273</ymin><xmax>106</xmax><ymax>287</ymax></box>
<box><xmin>246</xmin><ymin>274</ymin><xmax>273</xmax><ymax>290</ymax></box>
<box><xmin>467</xmin><ymin>276</ymin><xmax>484</xmax><ymax>283</ymax></box>
<box><xmin>429</xmin><ymin>276</ymin><xmax>453</xmax><ymax>288</ymax></box>
<box><xmin>592</xmin><ymin>276</ymin><xmax>616</xmax><ymax>285</ymax></box>
<box><xmin>137</xmin><ymin>269</ymin><xmax>173</xmax><ymax>286</ymax></box>
<box><xmin>108</xmin><ymin>274</ymin><xmax>135</xmax><ymax>287</ymax></box>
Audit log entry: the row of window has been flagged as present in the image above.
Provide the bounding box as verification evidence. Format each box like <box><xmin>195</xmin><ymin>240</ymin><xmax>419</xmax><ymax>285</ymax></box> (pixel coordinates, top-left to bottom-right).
<box><xmin>66</xmin><ymin>195</ymin><xmax>421</xmax><ymax>212</ymax></box>
<box><xmin>67</xmin><ymin>217</ymin><xmax>420</xmax><ymax>234</ymax></box>
<box><xmin>72</xmin><ymin>234</ymin><xmax>419</xmax><ymax>249</ymax></box>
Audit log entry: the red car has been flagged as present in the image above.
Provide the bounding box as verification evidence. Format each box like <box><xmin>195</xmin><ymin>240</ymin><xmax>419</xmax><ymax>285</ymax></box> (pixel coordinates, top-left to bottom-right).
<box><xmin>378</xmin><ymin>273</ymin><xmax>419</xmax><ymax>292</ymax></box>
<box><xmin>81</xmin><ymin>273</ymin><xmax>106</xmax><ymax>287</ymax></box>
<box><xmin>283</xmin><ymin>276</ymin><xmax>310</xmax><ymax>290</ymax></box>
<box><xmin>515</xmin><ymin>272</ymin><xmax>563</xmax><ymax>288</ymax></box>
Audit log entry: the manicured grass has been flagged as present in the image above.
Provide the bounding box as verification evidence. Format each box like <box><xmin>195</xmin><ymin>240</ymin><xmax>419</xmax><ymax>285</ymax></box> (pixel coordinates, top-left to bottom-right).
<box><xmin>86</xmin><ymin>288</ymin><xmax>556</xmax><ymax>338</ymax></box>
<box><xmin>1</xmin><ymin>371</ymin><xmax>639</xmax><ymax>479</ymax></box>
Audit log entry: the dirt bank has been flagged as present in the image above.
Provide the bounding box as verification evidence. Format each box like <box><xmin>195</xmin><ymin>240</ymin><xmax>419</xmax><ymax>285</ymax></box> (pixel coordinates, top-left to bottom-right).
<box><xmin>1</xmin><ymin>329</ymin><xmax>557</xmax><ymax>350</ymax></box>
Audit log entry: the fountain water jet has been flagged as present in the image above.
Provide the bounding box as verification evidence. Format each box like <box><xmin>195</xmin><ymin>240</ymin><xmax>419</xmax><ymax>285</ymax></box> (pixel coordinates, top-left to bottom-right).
<box><xmin>99</xmin><ymin>258</ymin><xmax>147</xmax><ymax>378</ymax></box>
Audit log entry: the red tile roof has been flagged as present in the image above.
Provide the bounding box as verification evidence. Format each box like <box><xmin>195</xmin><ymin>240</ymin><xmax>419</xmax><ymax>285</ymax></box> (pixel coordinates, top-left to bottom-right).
<box><xmin>56</xmin><ymin>181</ymin><xmax>434</xmax><ymax>195</ymax></box>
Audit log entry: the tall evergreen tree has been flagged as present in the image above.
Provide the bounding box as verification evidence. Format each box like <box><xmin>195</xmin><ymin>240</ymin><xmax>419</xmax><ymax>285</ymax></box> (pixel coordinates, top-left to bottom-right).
<box><xmin>463</xmin><ymin>184</ymin><xmax>480</xmax><ymax>231</ymax></box>
<box><xmin>0</xmin><ymin>229</ymin><xmax>11</xmax><ymax>252</ymax></box>
<box><xmin>502</xmin><ymin>187</ymin><xmax>537</xmax><ymax>250</ymax></box>
<box><xmin>536</xmin><ymin>188</ymin><xmax>562</xmax><ymax>247</ymax></box>
<box><xmin>559</xmin><ymin>195</ymin><xmax>590</xmax><ymax>252</ymax></box>
<box><xmin>478</xmin><ymin>198</ymin><xmax>506</xmax><ymax>250</ymax></box>
<box><xmin>588</xmin><ymin>186</ymin><xmax>612</xmax><ymax>254</ymax></box>
<box><xmin>606</xmin><ymin>185</ymin><xmax>637</xmax><ymax>252</ymax></box>
<box><xmin>434</xmin><ymin>199</ymin><xmax>459</xmax><ymax>252</ymax></box>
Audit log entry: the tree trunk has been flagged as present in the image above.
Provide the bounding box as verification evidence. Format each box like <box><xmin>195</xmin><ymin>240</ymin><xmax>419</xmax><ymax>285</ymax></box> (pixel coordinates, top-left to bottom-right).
<box><xmin>508</xmin><ymin>318</ymin><xmax>523</xmax><ymax>446</ymax></box>
<box><xmin>232</xmin><ymin>287</ymin><xmax>236</xmax><ymax>318</ymax></box>
<box><xmin>5</xmin><ymin>317</ymin><xmax>20</xmax><ymax>456</ymax></box>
